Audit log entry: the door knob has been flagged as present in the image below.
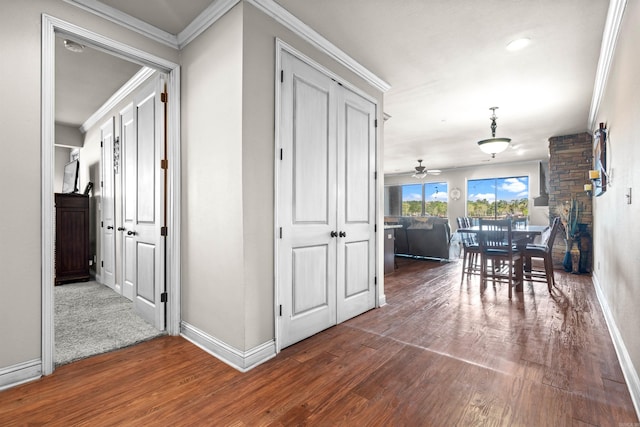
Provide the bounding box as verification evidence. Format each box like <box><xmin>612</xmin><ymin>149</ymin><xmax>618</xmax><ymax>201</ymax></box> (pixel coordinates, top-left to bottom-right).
<box><xmin>339</xmin><ymin>231</ymin><xmax>346</xmax><ymax>238</ymax></box>
<box><xmin>330</xmin><ymin>231</ymin><xmax>338</xmax><ymax>238</ymax></box>
<box><xmin>106</xmin><ymin>225</ymin><xmax>114</xmax><ymax>230</ymax></box>
<box><xmin>117</xmin><ymin>227</ymin><xmax>125</xmax><ymax>231</ymax></box>
<box><xmin>127</xmin><ymin>230</ymin><xmax>137</xmax><ymax>236</ymax></box>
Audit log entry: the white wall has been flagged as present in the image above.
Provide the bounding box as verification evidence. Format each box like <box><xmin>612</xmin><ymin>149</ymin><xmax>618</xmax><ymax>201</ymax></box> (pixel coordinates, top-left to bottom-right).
<box><xmin>592</xmin><ymin>0</ymin><xmax>640</xmax><ymax>406</ymax></box>
<box><xmin>180</xmin><ymin>4</ymin><xmax>246</xmax><ymax>349</ymax></box>
<box><xmin>0</xmin><ymin>0</ymin><xmax>178</xmax><ymax>372</ymax></box>
<box><xmin>385</xmin><ymin>159</ymin><xmax>549</xmax><ymax>228</ymax></box>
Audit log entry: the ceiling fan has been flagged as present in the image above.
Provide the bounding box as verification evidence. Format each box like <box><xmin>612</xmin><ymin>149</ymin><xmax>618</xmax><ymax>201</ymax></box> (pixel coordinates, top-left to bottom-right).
<box><xmin>411</xmin><ymin>159</ymin><xmax>441</xmax><ymax>179</ymax></box>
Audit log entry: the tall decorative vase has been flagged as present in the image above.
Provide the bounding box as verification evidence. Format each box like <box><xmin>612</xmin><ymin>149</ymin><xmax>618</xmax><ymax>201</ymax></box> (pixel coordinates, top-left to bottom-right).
<box><xmin>562</xmin><ymin>238</ymin><xmax>573</xmax><ymax>272</ymax></box>
<box><xmin>570</xmin><ymin>244</ymin><xmax>581</xmax><ymax>274</ymax></box>
<box><xmin>578</xmin><ymin>224</ymin><xmax>591</xmax><ymax>273</ymax></box>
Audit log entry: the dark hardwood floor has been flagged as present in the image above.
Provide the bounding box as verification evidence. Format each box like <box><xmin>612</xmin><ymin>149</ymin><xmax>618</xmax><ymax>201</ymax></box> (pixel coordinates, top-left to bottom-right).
<box><xmin>1</xmin><ymin>258</ymin><xmax>637</xmax><ymax>426</ymax></box>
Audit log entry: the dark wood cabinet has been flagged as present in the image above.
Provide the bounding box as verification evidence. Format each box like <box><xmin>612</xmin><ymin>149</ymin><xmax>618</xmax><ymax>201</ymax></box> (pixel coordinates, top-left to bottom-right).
<box><xmin>55</xmin><ymin>193</ymin><xmax>90</xmax><ymax>284</ymax></box>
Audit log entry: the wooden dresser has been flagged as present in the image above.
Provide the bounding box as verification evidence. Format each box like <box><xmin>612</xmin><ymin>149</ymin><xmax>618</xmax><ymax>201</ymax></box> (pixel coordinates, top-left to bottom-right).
<box><xmin>55</xmin><ymin>193</ymin><xmax>90</xmax><ymax>284</ymax></box>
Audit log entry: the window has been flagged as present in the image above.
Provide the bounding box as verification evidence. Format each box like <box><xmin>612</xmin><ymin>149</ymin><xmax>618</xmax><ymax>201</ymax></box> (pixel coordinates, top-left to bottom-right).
<box><xmin>467</xmin><ymin>176</ymin><xmax>529</xmax><ymax>219</ymax></box>
<box><xmin>384</xmin><ymin>182</ymin><xmax>448</xmax><ymax>217</ymax></box>
<box><xmin>424</xmin><ymin>182</ymin><xmax>448</xmax><ymax>217</ymax></box>
<box><xmin>402</xmin><ymin>184</ymin><xmax>422</xmax><ymax>216</ymax></box>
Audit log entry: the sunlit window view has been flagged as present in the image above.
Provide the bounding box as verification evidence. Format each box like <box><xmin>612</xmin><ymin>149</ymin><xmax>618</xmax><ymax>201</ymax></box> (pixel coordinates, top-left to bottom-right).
<box><xmin>384</xmin><ymin>182</ymin><xmax>449</xmax><ymax>217</ymax></box>
<box><xmin>401</xmin><ymin>184</ymin><xmax>422</xmax><ymax>216</ymax></box>
<box><xmin>424</xmin><ymin>182</ymin><xmax>448</xmax><ymax>217</ymax></box>
<box><xmin>466</xmin><ymin>177</ymin><xmax>529</xmax><ymax>219</ymax></box>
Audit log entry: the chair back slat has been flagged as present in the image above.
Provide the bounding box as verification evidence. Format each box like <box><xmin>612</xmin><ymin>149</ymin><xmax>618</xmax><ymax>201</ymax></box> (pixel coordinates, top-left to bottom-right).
<box><xmin>478</xmin><ymin>219</ymin><xmax>513</xmax><ymax>251</ymax></box>
<box><xmin>545</xmin><ymin>217</ymin><xmax>562</xmax><ymax>252</ymax></box>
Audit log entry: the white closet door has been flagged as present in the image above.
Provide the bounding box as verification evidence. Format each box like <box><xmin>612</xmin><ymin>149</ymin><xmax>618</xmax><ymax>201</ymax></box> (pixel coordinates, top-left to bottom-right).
<box><xmin>336</xmin><ymin>88</ymin><xmax>377</xmax><ymax>323</ymax></box>
<box><xmin>127</xmin><ymin>76</ymin><xmax>165</xmax><ymax>330</ymax></box>
<box><xmin>100</xmin><ymin>117</ymin><xmax>116</xmax><ymax>290</ymax></box>
<box><xmin>120</xmin><ymin>104</ymin><xmax>135</xmax><ymax>301</ymax></box>
<box><xmin>278</xmin><ymin>51</ymin><xmax>338</xmax><ymax>348</ymax></box>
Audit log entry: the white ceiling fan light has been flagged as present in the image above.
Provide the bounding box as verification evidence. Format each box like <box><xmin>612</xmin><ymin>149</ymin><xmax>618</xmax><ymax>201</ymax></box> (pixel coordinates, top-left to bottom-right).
<box><xmin>411</xmin><ymin>159</ymin><xmax>441</xmax><ymax>179</ymax></box>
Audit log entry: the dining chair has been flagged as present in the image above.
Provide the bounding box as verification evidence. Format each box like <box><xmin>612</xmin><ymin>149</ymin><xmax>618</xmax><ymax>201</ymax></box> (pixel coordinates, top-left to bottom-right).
<box><xmin>457</xmin><ymin>217</ymin><xmax>480</xmax><ymax>282</ymax></box>
<box><xmin>523</xmin><ymin>216</ymin><xmax>561</xmax><ymax>291</ymax></box>
<box><xmin>478</xmin><ymin>218</ymin><xmax>524</xmax><ymax>299</ymax></box>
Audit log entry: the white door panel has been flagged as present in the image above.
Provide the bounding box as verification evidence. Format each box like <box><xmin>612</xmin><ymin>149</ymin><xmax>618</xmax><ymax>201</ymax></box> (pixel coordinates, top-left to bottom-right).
<box><xmin>100</xmin><ymin>117</ymin><xmax>116</xmax><ymax>290</ymax></box>
<box><xmin>292</xmin><ymin>78</ymin><xmax>331</xmax><ymax>224</ymax></box>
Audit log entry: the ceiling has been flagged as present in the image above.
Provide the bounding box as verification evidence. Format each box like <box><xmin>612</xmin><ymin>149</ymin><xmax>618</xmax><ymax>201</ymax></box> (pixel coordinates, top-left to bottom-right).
<box><xmin>57</xmin><ymin>0</ymin><xmax>610</xmax><ymax>174</ymax></box>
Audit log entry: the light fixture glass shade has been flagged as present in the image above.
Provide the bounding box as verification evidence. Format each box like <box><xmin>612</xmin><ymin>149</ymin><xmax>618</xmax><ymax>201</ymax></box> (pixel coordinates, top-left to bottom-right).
<box><xmin>63</xmin><ymin>39</ymin><xmax>85</xmax><ymax>53</ymax></box>
<box><xmin>412</xmin><ymin>159</ymin><xmax>427</xmax><ymax>179</ymax></box>
<box><xmin>477</xmin><ymin>137</ymin><xmax>511</xmax><ymax>157</ymax></box>
<box><xmin>477</xmin><ymin>107</ymin><xmax>511</xmax><ymax>158</ymax></box>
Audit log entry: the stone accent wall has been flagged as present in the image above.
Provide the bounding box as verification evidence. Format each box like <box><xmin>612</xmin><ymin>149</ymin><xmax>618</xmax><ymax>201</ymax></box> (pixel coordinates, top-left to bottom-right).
<box><xmin>548</xmin><ymin>132</ymin><xmax>593</xmax><ymax>270</ymax></box>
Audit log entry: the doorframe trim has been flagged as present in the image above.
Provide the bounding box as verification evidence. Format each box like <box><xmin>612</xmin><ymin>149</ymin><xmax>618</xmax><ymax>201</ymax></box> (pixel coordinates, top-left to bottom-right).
<box><xmin>41</xmin><ymin>14</ymin><xmax>182</xmax><ymax>375</ymax></box>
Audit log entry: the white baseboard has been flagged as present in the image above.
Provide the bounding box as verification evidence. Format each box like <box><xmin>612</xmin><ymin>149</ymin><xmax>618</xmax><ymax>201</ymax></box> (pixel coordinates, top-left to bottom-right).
<box><xmin>0</xmin><ymin>359</ymin><xmax>41</xmax><ymax>391</ymax></box>
<box><xmin>180</xmin><ymin>321</ymin><xmax>276</xmax><ymax>372</ymax></box>
<box><xmin>592</xmin><ymin>273</ymin><xmax>640</xmax><ymax>418</ymax></box>
<box><xmin>378</xmin><ymin>293</ymin><xmax>387</xmax><ymax>307</ymax></box>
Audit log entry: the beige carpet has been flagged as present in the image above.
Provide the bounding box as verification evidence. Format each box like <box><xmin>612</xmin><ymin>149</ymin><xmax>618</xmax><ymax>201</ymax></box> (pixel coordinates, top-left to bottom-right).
<box><xmin>54</xmin><ymin>281</ymin><xmax>165</xmax><ymax>366</ymax></box>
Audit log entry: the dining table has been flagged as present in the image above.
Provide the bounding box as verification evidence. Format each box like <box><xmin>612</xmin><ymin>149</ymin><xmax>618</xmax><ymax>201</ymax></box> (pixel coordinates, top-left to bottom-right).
<box><xmin>456</xmin><ymin>224</ymin><xmax>550</xmax><ymax>292</ymax></box>
<box><xmin>456</xmin><ymin>224</ymin><xmax>549</xmax><ymax>240</ymax></box>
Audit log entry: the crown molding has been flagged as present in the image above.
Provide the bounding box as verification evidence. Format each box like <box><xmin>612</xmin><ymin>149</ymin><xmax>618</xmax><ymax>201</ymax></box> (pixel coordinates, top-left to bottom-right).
<box><xmin>588</xmin><ymin>0</ymin><xmax>628</xmax><ymax>130</ymax></box>
<box><xmin>63</xmin><ymin>0</ymin><xmax>179</xmax><ymax>48</ymax></box>
<box><xmin>64</xmin><ymin>0</ymin><xmax>390</xmax><ymax>93</ymax></box>
<box><xmin>80</xmin><ymin>66</ymin><xmax>156</xmax><ymax>134</ymax></box>
<box><xmin>247</xmin><ymin>0</ymin><xmax>390</xmax><ymax>93</ymax></box>
<box><xmin>177</xmin><ymin>0</ymin><xmax>241</xmax><ymax>48</ymax></box>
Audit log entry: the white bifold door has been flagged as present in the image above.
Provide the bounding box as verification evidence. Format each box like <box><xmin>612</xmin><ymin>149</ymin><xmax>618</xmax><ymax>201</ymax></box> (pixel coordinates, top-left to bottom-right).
<box><xmin>277</xmin><ymin>50</ymin><xmax>377</xmax><ymax>348</ymax></box>
<box><xmin>100</xmin><ymin>117</ymin><xmax>116</xmax><ymax>290</ymax></box>
<box><xmin>120</xmin><ymin>76</ymin><xmax>166</xmax><ymax>330</ymax></box>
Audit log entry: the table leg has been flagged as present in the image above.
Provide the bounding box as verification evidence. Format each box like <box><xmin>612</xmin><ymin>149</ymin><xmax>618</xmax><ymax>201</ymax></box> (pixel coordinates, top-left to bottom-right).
<box><xmin>515</xmin><ymin>257</ymin><xmax>524</xmax><ymax>292</ymax></box>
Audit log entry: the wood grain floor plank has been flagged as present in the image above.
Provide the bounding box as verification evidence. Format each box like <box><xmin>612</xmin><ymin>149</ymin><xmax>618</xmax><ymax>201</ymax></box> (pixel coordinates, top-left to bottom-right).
<box><xmin>0</xmin><ymin>257</ymin><xmax>637</xmax><ymax>425</ymax></box>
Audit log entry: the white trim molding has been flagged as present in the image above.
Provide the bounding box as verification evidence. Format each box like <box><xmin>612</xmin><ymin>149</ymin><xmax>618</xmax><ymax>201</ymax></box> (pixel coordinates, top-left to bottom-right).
<box><xmin>592</xmin><ymin>274</ymin><xmax>640</xmax><ymax>418</ymax></box>
<box><xmin>80</xmin><ymin>67</ymin><xmax>156</xmax><ymax>134</ymax></box>
<box><xmin>63</xmin><ymin>0</ymin><xmax>390</xmax><ymax>93</ymax></box>
<box><xmin>63</xmin><ymin>0</ymin><xmax>178</xmax><ymax>48</ymax></box>
<box><xmin>249</xmin><ymin>0</ymin><xmax>390</xmax><ymax>93</ymax></box>
<box><xmin>0</xmin><ymin>359</ymin><xmax>41</xmax><ymax>391</ymax></box>
<box><xmin>177</xmin><ymin>0</ymin><xmax>240</xmax><ymax>48</ymax></box>
<box><xmin>588</xmin><ymin>0</ymin><xmax>628</xmax><ymax>130</ymax></box>
<box><xmin>180</xmin><ymin>322</ymin><xmax>276</xmax><ymax>372</ymax></box>
<box><xmin>378</xmin><ymin>294</ymin><xmax>387</xmax><ymax>307</ymax></box>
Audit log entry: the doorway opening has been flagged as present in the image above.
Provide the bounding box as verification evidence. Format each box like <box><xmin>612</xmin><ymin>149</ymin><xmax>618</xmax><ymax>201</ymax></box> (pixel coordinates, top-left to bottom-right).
<box><xmin>42</xmin><ymin>14</ymin><xmax>181</xmax><ymax>375</ymax></box>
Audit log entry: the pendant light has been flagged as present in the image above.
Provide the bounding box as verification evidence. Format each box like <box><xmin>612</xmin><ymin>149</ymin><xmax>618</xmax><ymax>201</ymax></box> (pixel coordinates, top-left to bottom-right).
<box><xmin>477</xmin><ymin>107</ymin><xmax>511</xmax><ymax>158</ymax></box>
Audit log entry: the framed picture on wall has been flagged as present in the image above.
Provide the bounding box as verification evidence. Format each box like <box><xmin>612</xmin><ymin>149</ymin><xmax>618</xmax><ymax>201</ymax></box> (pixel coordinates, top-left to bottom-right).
<box><xmin>593</xmin><ymin>122</ymin><xmax>607</xmax><ymax>196</ymax></box>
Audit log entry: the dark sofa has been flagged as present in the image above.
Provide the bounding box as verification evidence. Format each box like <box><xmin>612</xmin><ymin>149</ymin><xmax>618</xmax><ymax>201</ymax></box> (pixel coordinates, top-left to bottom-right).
<box><xmin>389</xmin><ymin>217</ymin><xmax>451</xmax><ymax>260</ymax></box>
